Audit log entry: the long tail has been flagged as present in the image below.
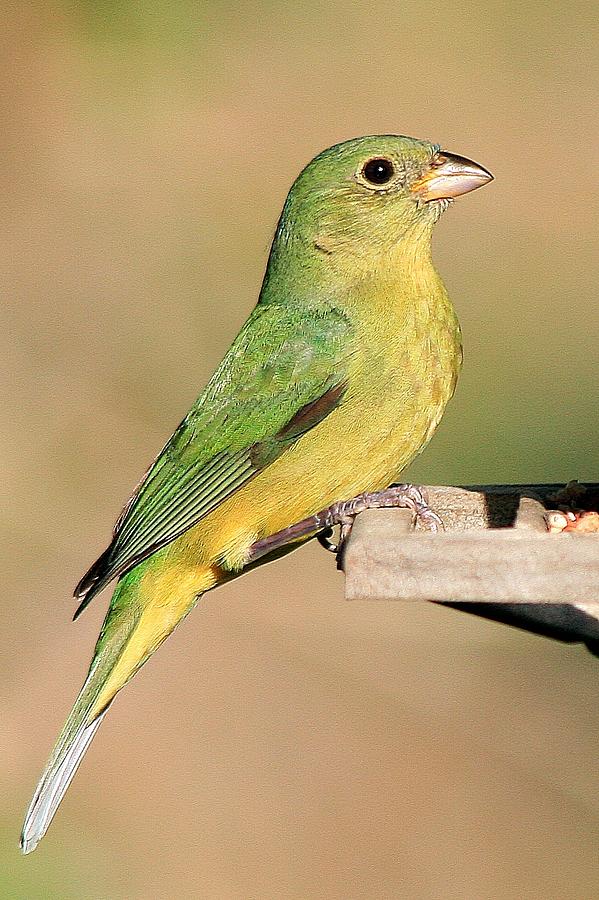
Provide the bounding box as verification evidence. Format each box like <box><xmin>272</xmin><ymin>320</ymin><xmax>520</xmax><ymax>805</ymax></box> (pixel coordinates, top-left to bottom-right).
<box><xmin>21</xmin><ymin>559</ymin><xmax>214</xmax><ymax>854</ymax></box>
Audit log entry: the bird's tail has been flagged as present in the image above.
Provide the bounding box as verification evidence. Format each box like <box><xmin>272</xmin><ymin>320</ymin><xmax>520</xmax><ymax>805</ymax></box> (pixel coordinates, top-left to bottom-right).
<box><xmin>21</xmin><ymin>558</ymin><xmax>214</xmax><ymax>854</ymax></box>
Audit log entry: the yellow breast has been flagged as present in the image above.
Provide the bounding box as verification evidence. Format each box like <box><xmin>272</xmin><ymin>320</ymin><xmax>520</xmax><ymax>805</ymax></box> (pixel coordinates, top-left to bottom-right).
<box><xmin>175</xmin><ymin>268</ymin><xmax>462</xmax><ymax>572</ymax></box>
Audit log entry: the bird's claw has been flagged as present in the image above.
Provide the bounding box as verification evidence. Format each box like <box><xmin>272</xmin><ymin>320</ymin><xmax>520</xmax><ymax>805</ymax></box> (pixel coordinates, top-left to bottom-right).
<box><xmin>316</xmin><ymin>517</ymin><xmax>355</xmax><ymax>556</ymax></box>
<box><xmin>316</xmin><ymin>526</ymin><xmax>338</xmax><ymax>552</ymax></box>
<box><xmin>316</xmin><ymin>483</ymin><xmax>443</xmax><ymax>563</ymax></box>
<box><xmin>385</xmin><ymin>483</ymin><xmax>444</xmax><ymax>533</ymax></box>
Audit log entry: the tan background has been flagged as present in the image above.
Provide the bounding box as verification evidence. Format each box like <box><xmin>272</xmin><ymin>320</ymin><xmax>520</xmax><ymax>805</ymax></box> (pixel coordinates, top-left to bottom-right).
<box><xmin>3</xmin><ymin>2</ymin><xmax>599</xmax><ymax>897</ymax></box>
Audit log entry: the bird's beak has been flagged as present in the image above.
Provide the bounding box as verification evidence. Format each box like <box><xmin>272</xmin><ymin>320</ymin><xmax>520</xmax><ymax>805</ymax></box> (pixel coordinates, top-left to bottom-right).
<box><xmin>412</xmin><ymin>152</ymin><xmax>493</xmax><ymax>201</ymax></box>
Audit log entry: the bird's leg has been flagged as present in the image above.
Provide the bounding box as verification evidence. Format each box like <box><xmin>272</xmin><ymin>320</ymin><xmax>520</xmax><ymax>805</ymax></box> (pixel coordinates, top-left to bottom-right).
<box><xmin>246</xmin><ymin>505</ymin><xmax>350</xmax><ymax>563</ymax></box>
<box><xmin>247</xmin><ymin>483</ymin><xmax>441</xmax><ymax>566</ymax></box>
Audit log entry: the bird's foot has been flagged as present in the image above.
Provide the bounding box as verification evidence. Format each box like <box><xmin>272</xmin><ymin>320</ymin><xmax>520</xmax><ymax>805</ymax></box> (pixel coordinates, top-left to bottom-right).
<box><xmin>317</xmin><ymin>483</ymin><xmax>443</xmax><ymax>561</ymax></box>
<box><xmin>247</xmin><ymin>484</ymin><xmax>441</xmax><ymax>568</ymax></box>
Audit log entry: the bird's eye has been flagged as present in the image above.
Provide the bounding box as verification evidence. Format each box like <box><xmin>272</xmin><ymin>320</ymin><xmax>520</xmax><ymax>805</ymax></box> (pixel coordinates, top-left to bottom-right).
<box><xmin>362</xmin><ymin>157</ymin><xmax>395</xmax><ymax>186</ymax></box>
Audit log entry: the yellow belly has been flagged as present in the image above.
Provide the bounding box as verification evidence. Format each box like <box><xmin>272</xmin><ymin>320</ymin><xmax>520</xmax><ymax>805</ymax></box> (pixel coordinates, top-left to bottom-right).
<box><xmin>172</xmin><ymin>314</ymin><xmax>459</xmax><ymax>573</ymax></box>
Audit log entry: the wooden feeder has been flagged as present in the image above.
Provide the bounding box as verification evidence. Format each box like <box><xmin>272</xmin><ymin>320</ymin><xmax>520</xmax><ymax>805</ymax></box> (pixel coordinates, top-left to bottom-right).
<box><xmin>342</xmin><ymin>483</ymin><xmax>599</xmax><ymax>654</ymax></box>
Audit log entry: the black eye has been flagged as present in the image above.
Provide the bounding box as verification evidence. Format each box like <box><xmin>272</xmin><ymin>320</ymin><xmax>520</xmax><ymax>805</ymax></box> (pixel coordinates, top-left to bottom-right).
<box><xmin>362</xmin><ymin>157</ymin><xmax>395</xmax><ymax>186</ymax></box>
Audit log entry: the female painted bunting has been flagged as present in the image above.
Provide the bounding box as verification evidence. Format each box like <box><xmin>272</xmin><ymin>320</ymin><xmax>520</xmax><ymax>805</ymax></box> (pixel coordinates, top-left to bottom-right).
<box><xmin>21</xmin><ymin>135</ymin><xmax>492</xmax><ymax>852</ymax></box>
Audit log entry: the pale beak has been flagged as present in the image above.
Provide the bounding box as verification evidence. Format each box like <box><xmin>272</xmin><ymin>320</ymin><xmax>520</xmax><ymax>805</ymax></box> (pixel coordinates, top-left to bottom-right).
<box><xmin>412</xmin><ymin>151</ymin><xmax>493</xmax><ymax>201</ymax></box>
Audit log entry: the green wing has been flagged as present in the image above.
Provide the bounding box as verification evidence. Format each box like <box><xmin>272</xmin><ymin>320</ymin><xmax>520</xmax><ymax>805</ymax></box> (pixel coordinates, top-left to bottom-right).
<box><xmin>74</xmin><ymin>302</ymin><xmax>351</xmax><ymax>614</ymax></box>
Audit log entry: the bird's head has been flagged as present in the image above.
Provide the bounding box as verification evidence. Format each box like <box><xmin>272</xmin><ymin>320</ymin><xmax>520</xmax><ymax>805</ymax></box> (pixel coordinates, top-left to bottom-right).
<box><xmin>276</xmin><ymin>135</ymin><xmax>492</xmax><ymax>264</ymax></box>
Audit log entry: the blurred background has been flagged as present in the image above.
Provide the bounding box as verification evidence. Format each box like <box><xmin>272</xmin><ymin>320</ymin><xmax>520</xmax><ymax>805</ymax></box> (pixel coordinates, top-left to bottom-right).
<box><xmin>3</xmin><ymin>1</ymin><xmax>599</xmax><ymax>897</ymax></box>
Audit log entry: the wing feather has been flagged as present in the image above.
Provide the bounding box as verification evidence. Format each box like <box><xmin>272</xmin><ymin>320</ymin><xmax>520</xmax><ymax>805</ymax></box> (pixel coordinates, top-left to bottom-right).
<box><xmin>74</xmin><ymin>303</ymin><xmax>351</xmax><ymax>613</ymax></box>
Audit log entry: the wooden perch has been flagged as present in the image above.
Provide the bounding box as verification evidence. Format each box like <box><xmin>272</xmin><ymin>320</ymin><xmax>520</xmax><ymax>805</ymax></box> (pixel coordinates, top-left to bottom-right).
<box><xmin>342</xmin><ymin>483</ymin><xmax>599</xmax><ymax>604</ymax></box>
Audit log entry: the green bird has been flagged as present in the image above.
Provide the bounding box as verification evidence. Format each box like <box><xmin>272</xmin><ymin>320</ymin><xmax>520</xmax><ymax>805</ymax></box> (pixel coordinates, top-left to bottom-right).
<box><xmin>21</xmin><ymin>135</ymin><xmax>492</xmax><ymax>852</ymax></box>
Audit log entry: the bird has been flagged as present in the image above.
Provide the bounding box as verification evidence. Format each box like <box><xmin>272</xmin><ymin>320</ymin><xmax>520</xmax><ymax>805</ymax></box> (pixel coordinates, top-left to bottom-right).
<box><xmin>20</xmin><ymin>134</ymin><xmax>493</xmax><ymax>853</ymax></box>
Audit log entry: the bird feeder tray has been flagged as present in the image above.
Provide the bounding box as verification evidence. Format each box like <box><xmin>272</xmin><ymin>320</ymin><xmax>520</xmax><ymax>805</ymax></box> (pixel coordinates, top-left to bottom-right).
<box><xmin>343</xmin><ymin>483</ymin><xmax>599</xmax><ymax>608</ymax></box>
